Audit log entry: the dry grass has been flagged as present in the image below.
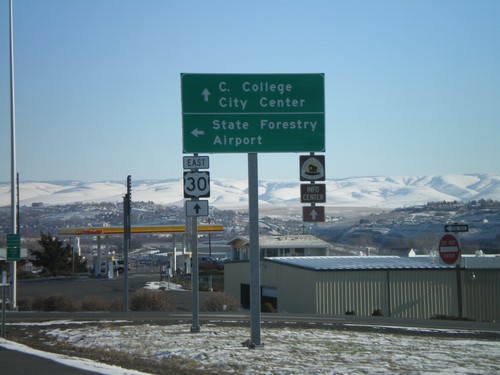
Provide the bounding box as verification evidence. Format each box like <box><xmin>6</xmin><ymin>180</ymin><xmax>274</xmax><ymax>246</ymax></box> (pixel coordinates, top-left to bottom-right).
<box><xmin>201</xmin><ymin>292</ymin><xmax>241</xmax><ymax>312</ymax></box>
<box><xmin>129</xmin><ymin>289</ymin><xmax>176</xmax><ymax>311</ymax></box>
<box><xmin>17</xmin><ymin>290</ymin><xmax>176</xmax><ymax>312</ymax></box>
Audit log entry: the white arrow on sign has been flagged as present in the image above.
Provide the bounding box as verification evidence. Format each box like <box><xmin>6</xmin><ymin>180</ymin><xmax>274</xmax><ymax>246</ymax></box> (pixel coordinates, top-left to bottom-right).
<box><xmin>444</xmin><ymin>224</ymin><xmax>469</xmax><ymax>232</ymax></box>
<box><xmin>202</xmin><ymin>88</ymin><xmax>211</xmax><ymax>102</ymax></box>
<box><xmin>302</xmin><ymin>205</ymin><xmax>325</xmax><ymax>222</ymax></box>
<box><xmin>191</xmin><ymin>128</ymin><xmax>204</xmax><ymax>137</ymax></box>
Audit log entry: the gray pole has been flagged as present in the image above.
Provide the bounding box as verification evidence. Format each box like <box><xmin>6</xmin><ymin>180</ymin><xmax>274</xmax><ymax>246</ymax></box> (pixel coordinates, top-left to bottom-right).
<box><xmin>1</xmin><ymin>272</ymin><xmax>7</xmax><ymax>337</ymax></box>
<box><xmin>190</xmin><ymin>214</ymin><xmax>200</xmax><ymax>332</ymax></box>
<box><xmin>248</xmin><ymin>152</ymin><xmax>261</xmax><ymax>346</ymax></box>
<box><xmin>123</xmin><ymin>175</ymin><xmax>131</xmax><ymax>312</ymax></box>
<box><xmin>123</xmin><ymin>195</ymin><xmax>129</xmax><ymax>311</ymax></box>
<box><xmin>456</xmin><ymin>234</ymin><xmax>463</xmax><ymax>319</ymax></box>
<box><xmin>9</xmin><ymin>0</ymin><xmax>18</xmax><ymax>310</ymax></box>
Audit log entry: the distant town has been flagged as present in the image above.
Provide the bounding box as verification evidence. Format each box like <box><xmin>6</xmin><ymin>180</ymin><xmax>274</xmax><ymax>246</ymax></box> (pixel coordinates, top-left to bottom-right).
<box><xmin>1</xmin><ymin>199</ymin><xmax>498</xmax><ymax>258</ymax></box>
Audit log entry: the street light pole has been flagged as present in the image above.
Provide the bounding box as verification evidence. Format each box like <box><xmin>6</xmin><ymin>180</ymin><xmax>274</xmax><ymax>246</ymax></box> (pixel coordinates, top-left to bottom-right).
<box><xmin>9</xmin><ymin>0</ymin><xmax>18</xmax><ymax>310</ymax></box>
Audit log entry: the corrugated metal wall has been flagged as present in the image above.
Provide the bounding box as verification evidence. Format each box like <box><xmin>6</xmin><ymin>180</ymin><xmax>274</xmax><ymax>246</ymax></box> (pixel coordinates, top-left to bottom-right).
<box><xmin>262</xmin><ymin>261</ymin><xmax>316</xmax><ymax>314</ymax></box>
<box><xmin>314</xmin><ymin>271</ymin><xmax>386</xmax><ymax>316</ymax></box>
<box><xmin>461</xmin><ymin>269</ymin><xmax>500</xmax><ymax>322</ymax></box>
<box><xmin>388</xmin><ymin>269</ymin><xmax>457</xmax><ymax>319</ymax></box>
<box><xmin>224</xmin><ymin>261</ymin><xmax>249</xmax><ymax>299</ymax></box>
<box><xmin>224</xmin><ymin>261</ymin><xmax>500</xmax><ymax>322</ymax></box>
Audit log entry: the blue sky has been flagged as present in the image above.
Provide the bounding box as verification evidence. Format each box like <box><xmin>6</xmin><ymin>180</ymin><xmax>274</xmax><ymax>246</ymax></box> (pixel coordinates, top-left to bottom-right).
<box><xmin>0</xmin><ymin>0</ymin><xmax>498</xmax><ymax>182</ymax></box>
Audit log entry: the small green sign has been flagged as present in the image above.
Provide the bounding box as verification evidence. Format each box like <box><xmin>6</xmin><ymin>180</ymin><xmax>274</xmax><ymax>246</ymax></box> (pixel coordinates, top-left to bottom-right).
<box><xmin>7</xmin><ymin>233</ymin><xmax>21</xmax><ymax>261</ymax></box>
<box><xmin>181</xmin><ymin>73</ymin><xmax>325</xmax><ymax>153</ymax></box>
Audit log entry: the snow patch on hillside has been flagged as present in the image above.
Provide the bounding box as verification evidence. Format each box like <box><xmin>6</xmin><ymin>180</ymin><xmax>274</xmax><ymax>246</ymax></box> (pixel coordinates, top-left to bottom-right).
<box><xmin>1</xmin><ymin>174</ymin><xmax>499</xmax><ymax>209</ymax></box>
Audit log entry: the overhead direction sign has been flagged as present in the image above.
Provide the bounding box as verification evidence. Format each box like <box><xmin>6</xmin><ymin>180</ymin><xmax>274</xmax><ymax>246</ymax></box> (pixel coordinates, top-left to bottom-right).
<box><xmin>181</xmin><ymin>73</ymin><xmax>325</xmax><ymax>153</ymax></box>
<box><xmin>438</xmin><ymin>233</ymin><xmax>461</xmax><ymax>265</ymax></box>
<box><xmin>444</xmin><ymin>223</ymin><xmax>469</xmax><ymax>233</ymax></box>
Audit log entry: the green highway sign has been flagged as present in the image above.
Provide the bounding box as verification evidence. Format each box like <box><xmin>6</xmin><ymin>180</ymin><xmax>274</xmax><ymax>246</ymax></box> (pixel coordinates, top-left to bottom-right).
<box><xmin>181</xmin><ymin>73</ymin><xmax>325</xmax><ymax>153</ymax></box>
<box><xmin>7</xmin><ymin>233</ymin><xmax>21</xmax><ymax>261</ymax></box>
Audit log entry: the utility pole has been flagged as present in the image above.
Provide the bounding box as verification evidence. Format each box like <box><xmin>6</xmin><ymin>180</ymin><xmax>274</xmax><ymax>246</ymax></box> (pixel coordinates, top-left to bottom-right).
<box><xmin>9</xmin><ymin>0</ymin><xmax>18</xmax><ymax>310</ymax></box>
<box><xmin>123</xmin><ymin>175</ymin><xmax>131</xmax><ymax>312</ymax></box>
<box><xmin>208</xmin><ymin>217</ymin><xmax>212</xmax><ymax>258</ymax></box>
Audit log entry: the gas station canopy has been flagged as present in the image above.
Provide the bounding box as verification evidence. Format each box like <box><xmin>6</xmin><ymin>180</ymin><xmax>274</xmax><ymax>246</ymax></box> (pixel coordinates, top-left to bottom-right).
<box><xmin>59</xmin><ymin>224</ymin><xmax>224</xmax><ymax>236</ymax></box>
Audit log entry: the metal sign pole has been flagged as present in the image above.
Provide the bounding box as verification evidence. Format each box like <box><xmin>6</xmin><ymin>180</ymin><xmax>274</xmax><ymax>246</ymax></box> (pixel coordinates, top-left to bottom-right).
<box><xmin>190</xmin><ymin>214</ymin><xmax>200</xmax><ymax>332</ymax></box>
<box><xmin>123</xmin><ymin>175</ymin><xmax>131</xmax><ymax>312</ymax></box>
<box><xmin>456</xmin><ymin>232</ymin><xmax>463</xmax><ymax>319</ymax></box>
<box><xmin>248</xmin><ymin>152</ymin><xmax>261</xmax><ymax>346</ymax></box>
<box><xmin>1</xmin><ymin>272</ymin><xmax>8</xmax><ymax>337</ymax></box>
<box><xmin>9</xmin><ymin>0</ymin><xmax>18</xmax><ymax>311</ymax></box>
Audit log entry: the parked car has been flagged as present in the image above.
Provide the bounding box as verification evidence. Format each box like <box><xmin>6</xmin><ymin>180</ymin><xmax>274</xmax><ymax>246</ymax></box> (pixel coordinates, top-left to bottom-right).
<box><xmin>96</xmin><ymin>259</ymin><xmax>129</xmax><ymax>274</ymax></box>
<box><xmin>198</xmin><ymin>256</ymin><xmax>224</xmax><ymax>271</ymax></box>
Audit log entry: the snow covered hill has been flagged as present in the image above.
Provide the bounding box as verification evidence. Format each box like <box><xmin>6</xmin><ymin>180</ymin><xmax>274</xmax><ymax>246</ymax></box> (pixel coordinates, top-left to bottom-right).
<box><xmin>0</xmin><ymin>174</ymin><xmax>499</xmax><ymax>209</ymax></box>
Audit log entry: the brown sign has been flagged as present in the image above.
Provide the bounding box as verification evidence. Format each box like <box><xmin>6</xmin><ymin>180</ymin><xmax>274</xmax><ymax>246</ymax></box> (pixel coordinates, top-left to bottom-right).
<box><xmin>299</xmin><ymin>155</ymin><xmax>325</xmax><ymax>181</ymax></box>
<box><xmin>300</xmin><ymin>184</ymin><xmax>326</xmax><ymax>203</ymax></box>
<box><xmin>303</xmin><ymin>206</ymin><xmax>325</xmax><ymax>222</ymax></box>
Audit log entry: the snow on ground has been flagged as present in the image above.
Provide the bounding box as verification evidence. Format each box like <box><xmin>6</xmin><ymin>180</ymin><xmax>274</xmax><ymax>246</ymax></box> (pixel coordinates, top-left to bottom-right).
<box><xmin>143</xmin><ymin>281</ymin><xmax>184</xmax><ymax>291</ymax></box>
<box><xmin>2</xmin><ymin>322</ymin><xmax>498</xmax><ymax>374</ymax></box>
<box><xmin>2</xmin><ymin>281</ymin><xmax>499</xmax><ymax>374</ymax></box>
<box><xmin>0</xmin><ymin>337</ymin><xmax>149</xmax><ymax>375</ymax></box>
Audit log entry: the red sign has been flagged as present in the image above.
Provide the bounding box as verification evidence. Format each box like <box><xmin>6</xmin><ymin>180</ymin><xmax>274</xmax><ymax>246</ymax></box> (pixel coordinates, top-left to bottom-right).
<box><xmin>438</xmin><ymin>234</ymin><xmax>461</xmax><ymax>265</ymax></box>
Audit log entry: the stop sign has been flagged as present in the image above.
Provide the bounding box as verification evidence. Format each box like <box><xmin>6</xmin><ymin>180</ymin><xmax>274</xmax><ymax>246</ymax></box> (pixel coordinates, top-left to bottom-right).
<box><xmin>438</xmin><ymin>234</ymin><xmax>461</xmax><ymax>265</ymax></box>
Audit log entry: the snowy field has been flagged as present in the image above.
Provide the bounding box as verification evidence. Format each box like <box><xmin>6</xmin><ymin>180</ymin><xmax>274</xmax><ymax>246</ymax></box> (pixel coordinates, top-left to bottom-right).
<box><xmin>2</xmin><ymin>281</ymin><xmax>500</xmax><ymax>373</ymax></box>
<box><xmin>2</xmin><ymin>321</ymin><xmax>498</xmax><ymax>374</ymax></box>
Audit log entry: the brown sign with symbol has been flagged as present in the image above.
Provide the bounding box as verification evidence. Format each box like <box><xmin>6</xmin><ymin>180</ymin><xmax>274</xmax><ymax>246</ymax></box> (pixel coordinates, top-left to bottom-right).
<box><xmin>300</xmin><ymin>155</ymin><xmax>325</xmax><ymax>181</ymax></box>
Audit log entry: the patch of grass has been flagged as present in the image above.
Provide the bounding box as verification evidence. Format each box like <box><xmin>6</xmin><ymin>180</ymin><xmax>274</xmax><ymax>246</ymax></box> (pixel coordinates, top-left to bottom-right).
<box><xmin>16</xmin><ymin>296</ymin><xmax>35</xmax><ymax>311</ymax></box>
<box><xmin>32</xmin><ymin>294</ymin><xmax>78</xmax><ymax>311</ymax></box>
<box><xmin>201</xmin><ymin>292</ymin><xmax>240</xmax><ymax>312</ymax></box>
<box><xmin>80</xmin><ymin>295</ymin><xmax>111</xmax><ymax>311</ymax></box>
<box><xmin>129</xmin><ymin>289</ymin><xmax>175</xmax><ymax>311</ymax></box>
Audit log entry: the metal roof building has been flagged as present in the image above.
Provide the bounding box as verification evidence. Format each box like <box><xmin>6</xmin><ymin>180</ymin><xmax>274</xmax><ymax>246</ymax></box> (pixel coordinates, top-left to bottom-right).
<box><xmin>270</xmin><ymin>256</ymin><xmax>449</xmax><ymax>271</ymax></box>
<box><xmin>228</xmin><ymin>235</ymin><xmax>333</xmax><ymax>260</ymax></box>
<box><xmin>224</xmin><ymin>256</ymin><xmax>500</xmax><ymax>322</ymax></box>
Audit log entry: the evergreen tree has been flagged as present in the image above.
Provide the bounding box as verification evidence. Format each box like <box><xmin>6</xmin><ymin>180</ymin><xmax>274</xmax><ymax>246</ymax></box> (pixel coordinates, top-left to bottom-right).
<box><xmin>29</xmin><ymin>232</ymin><xmax>87</xmax><ymax>276</ymax></box>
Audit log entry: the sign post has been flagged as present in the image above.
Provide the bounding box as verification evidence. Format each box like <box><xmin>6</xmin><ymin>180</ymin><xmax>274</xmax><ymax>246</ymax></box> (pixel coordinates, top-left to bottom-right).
<box><xmin>1</xmin><ymin>271</ymin><xmax>9</xmax><ymax>337</ymax></box>
<box><xmin>439</xmin><ymin>229</ymin><xmax>466</xmax><ymax>319</ymax></box>
<box><xmin>183</xmin><ymin>154</ymin><xmax>210</xmax><ymax>333</ymax></box>
<box><xmin>189</xmin><ymin>213</ymin><xmax>200</xmax><ymax>333</ymax></box>
<box><xmin>181</xmin><ymin>73</ymin><xmax>325</xmax><ymax>347</ymax></box>
<box><xmin>248</xmin><ymin>153</ymin><xmax>261</xmax><ymax>347</ymax></box>
<box><xmin>300</xmin><ymin>154</ymin><xmax>326</xmax><ymax>223</ymax></box>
